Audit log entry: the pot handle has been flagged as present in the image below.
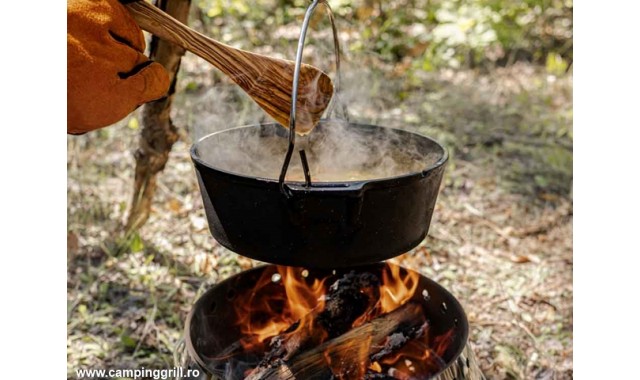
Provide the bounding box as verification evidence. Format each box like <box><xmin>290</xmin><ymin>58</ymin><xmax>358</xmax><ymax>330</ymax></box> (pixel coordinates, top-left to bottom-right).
<box><xmin>278</xmin><ymin>0</ymin><xmax>347</xmax><ymax>195</ymax></box>
<box><xmin>283</xmin><ymin>181</ymin><xmax>366</xmax><ymax>195</ymax></box>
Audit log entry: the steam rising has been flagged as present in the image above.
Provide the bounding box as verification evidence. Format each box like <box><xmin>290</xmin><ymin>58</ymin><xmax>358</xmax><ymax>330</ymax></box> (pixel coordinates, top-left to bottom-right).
<box><xmin>185</xmin><ymin>46</ymin><xmax>445</xmax><ymax>182</ymax></box>
<box><xmin>194</xmin><ymin>119</ymin><xmax>443</xmax><ymax>182</ymax></box>
<box><xmin>183</xmin><ymin>3</ymin><xmax>445</xmax><ymax>183</ymax></box>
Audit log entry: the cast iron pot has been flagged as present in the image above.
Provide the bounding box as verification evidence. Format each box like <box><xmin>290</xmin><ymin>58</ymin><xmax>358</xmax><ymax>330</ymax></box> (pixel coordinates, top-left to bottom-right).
<box><xmin>190</xmin><ymin>121</ymin><xmax>447</xmax><ymax>268</ymax></box>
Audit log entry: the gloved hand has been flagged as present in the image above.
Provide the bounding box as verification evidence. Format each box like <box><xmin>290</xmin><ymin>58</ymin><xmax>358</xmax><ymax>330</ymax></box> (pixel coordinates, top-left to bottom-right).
<box><xmin>67</xmin><ymin>0</ymin><xmax>170</xmax><ymax>134</ymax></box>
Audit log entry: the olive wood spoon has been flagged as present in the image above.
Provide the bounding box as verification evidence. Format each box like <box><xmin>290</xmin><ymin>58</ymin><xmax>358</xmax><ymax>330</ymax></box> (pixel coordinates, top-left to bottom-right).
<box><xmin>124</xmin><ymin>0</ymin><xmax>333</xmax><ymax>134</ymax></box>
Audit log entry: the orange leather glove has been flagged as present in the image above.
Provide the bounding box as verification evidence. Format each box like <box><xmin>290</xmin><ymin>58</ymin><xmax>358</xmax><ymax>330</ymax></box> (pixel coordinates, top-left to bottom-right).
<box><xmin>67</xmin><ymin>0</ymin><xmax>170</xmax><ymax>134</ymax></box>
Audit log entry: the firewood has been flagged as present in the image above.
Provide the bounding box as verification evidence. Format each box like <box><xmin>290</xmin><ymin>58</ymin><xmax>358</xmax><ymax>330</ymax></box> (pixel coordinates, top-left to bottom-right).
<box><xmin>370</xmin><ymin>321</ymin><xmax>428</xmax><ymax>362</ymax></box>
<box><xmin>316</xmin><ymin>271</ymin><xmax>381</xmax><ymax>335</ymax></box>
<box><xmin>256</xmin><ymin>271</ymin><xmax>381</xmax><ymax>368</ymax></box>
<box><xmin>363</xmin><ymin>373</ymin><xmax>396</xmax><ymax>380</ymax></box>
<box><xmin>247</xmin><ymin>302</ymin><xmax>425</xmax><ymax>380</ymax></box>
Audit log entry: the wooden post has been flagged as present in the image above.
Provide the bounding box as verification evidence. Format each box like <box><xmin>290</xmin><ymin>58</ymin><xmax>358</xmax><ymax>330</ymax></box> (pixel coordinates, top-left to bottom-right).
<box><xmin>125</xmin><ymin>0</ymin><xmax>192</xmax><ymax>233</ymax></box>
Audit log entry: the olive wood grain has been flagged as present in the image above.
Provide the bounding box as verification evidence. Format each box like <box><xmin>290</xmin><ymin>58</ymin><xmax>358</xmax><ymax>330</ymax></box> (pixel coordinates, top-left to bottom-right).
<box><xmin>125</xmin><ymin>1</ymin><xmax>333</xmax><ymax>134</ymax></box>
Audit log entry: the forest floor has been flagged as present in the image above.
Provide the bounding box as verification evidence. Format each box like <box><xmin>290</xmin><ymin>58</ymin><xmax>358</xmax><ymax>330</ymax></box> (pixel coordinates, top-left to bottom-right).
<box><xmin>68</xmin><ymin>45</ymin><xmax>572</xmax><ymax>379</ymax></box>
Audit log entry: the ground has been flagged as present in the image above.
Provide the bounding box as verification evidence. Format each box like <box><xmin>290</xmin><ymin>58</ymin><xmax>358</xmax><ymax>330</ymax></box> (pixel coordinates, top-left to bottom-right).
<box><xmin>67</xmin><ymin>29</ymin><xmax>572</xmax><ymax>379</ymax></box>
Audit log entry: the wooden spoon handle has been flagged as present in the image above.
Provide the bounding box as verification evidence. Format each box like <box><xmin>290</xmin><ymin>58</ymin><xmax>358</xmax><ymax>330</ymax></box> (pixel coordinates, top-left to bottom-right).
<box><xmin>124</xmin><ymin>1</ymin><xmax>333</xmax><ymax>134</ymax></box>
<box><xmin>124</xmin><ymin>1</ymin><xmax>256</xmax><ymax>81</ymax></box>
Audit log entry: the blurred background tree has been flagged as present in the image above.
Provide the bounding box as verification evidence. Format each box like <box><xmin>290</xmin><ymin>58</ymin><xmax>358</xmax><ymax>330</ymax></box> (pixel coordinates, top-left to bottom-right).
<box><xmin>192</xmin><ymin>0</ymin><xmax>572</xmax><ymax>71</ymax></box>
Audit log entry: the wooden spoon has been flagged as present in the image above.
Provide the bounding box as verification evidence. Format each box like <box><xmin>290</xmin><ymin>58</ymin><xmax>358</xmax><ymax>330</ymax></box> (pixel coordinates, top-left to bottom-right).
<box><xmin>124</xmin><ymin>1</ymin><xmax>333</xmax><ymax>134</ymax></box>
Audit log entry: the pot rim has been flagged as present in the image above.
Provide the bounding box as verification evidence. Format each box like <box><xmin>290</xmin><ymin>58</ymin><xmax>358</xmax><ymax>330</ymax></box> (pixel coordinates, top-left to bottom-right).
<box><xmin>190</xmin><ymin>121</ymin><xmax>449</xmax><ymax>189</ymax></box>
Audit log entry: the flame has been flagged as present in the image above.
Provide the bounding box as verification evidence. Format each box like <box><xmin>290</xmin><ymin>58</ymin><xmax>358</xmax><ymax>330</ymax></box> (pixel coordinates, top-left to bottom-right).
<box><xmin>231</xmin><ymin>263</ymin><xmax>455</xmax><ymax>378</ymax></box>
<box><xmin>369</xmin><ymin>361</ymin><xmax>382</xmax><ymax>373</ymax></box>
<box><xmin>281</xmin><ymin>267</ymin><xmax>326</xmax><ymax>326</ymax></box>
<box><xmin>234</xmin><ymin>266</ymin><xmax>327</xmax><ymax>351</ymax></box>
<box><xmin>378</xmin><ymin>264</ymin><xmax>421</xmax><ymax>313</ymax></box>
<box><xmin>377</xmin><ymin>328</ymin><xmax>456</xmax><ymax>377</ymax></box>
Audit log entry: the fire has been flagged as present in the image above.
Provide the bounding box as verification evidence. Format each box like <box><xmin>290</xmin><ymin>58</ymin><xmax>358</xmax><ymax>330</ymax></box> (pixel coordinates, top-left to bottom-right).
<box><xmin>376</xmin><ymin>329</ymin><xmax>456</xmax><ymax>378</ymax></box>
<box><xmin>378</xmin><ymin>263</ymin><xmax>421</xmax><ymax>313</ymax></box>
<box><xmin>231</xmin><ymin>264</ymin><xmax>456</xmax><ymax>378</ymax></box>
<box><xmin>369</xmin><ymin>361</ymin><xmax>382</xmax><ymax>372</ymax></box>
<box><xmin>281</xmin><ymin>267</ymin><xmax>326</xmax><ymax>325</ymax></box>
<box><xmin>234</xmin><ymin>266</ymin><xmax>327</xmax><ymax>350</ymax></box>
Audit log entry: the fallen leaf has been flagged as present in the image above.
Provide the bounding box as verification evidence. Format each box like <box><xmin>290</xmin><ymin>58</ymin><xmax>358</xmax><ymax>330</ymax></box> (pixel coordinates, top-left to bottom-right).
<box><xmin>538</xmin><ymin>192</ymin><xmax>559</xmax><ymax>202</ymax></box>
<box><xmin>68</xmin><ymin>231</ymin><xmax>79</xmax><ymax>256</ymax></box>
<box><xmin>509</xmin><ymin>254</ymin><xmax>541</xmax><ymax>264</ymax></box>
<box><xmin>167</xmin><ymin>198</ymin><xmax>182</xmax><ymax>213</ymax></box>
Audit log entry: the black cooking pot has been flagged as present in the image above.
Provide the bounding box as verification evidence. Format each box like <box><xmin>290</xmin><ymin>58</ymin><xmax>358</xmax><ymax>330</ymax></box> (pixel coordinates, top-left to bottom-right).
<box><xmin>190</xmin><ymin>121</ymin><xmax>447</xmax><ymax>268</ymax></box>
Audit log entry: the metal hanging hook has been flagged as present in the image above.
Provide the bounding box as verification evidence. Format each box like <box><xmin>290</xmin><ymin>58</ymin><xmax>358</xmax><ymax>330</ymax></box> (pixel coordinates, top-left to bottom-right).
<box><xmin>278</xmin><ymin>0</ymin><xmax>346</xmax><ymax>195</ymax></box>
<box><xmin>322</xmin><ymin>1</ymin><xmax>350</xmax><ymax>121</ymax></box>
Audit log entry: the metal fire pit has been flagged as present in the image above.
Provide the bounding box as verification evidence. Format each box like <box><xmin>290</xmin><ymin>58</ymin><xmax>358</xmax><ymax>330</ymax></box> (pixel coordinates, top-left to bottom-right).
<box><xmin>176</xmin><ymin>345</ymin><xmax>483</xmax><ymax>380</ymax></box>
<box><xmin>173</xmin><ymin>264</ymin><xmax>485</xmax><ymax>380</ymax></box>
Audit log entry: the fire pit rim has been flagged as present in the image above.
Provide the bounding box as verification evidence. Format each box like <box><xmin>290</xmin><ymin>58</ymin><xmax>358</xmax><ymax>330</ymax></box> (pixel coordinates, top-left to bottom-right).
<box><xmin>183</xmin><ymin>263</ymin><xmax>469</xmax><ymax>379</ymax></box>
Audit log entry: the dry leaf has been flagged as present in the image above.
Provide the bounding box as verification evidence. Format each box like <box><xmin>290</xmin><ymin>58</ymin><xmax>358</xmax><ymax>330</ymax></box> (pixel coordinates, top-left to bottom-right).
<box><xmin>509</xmin><ymin>254</ymin><xmax>540</xmax><ymax>264</ymax></box>
<box><xmin>68</xmin><ymin>231</ymin><xmax>79</xmax><ymax>256</ymax></box>
<box><xmin>167</xmin><ymin>198</ymin><xmax>182</xmax><ymax>213</ymax></box>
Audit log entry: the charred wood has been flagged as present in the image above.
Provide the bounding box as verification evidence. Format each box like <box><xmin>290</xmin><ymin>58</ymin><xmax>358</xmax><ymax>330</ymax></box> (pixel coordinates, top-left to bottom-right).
<box><xmin>247</xmin><ymin>302</ymin><xmax>425</xmax><ymax>380</ymax></box>
<box><xmin>257</xmin><ymin>271</ymin><xmax>381</xmax><ymax>368</ymax></box>
<box><xmin>370</xmin><ymin>321</ymin><xmax>428</xmax><ymax>362</ymax></box>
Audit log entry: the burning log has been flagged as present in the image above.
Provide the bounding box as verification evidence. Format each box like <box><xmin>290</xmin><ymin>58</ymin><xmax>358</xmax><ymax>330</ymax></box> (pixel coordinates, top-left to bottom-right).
<box><xmin>363</xmin><ymin>373</ymin><xmax>397</xmax><ymax>380</ymax></box>
<box><xmin>370</xmin><ymin>322</ymin><xmax>429</xmax><ymax>362</ymax></box>
<box><xmin>247</xmin><ymin>302</ymin><xmax>426</xmax><ymax>380</ymax></box>
<box><xmin>368</xmin><ymin>329</ymin><xmax>454</xmax><ymax>379</ymax></box>
<box><xmin>253</xmin><ymin>271</ymin><xmax>381</xmax><ymax>371</ymax></box>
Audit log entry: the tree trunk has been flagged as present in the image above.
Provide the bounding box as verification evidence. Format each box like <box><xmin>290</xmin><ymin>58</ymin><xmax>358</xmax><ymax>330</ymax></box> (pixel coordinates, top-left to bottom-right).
<box><xmin>125</xmin><ymin>0</ymin><xmax>191</xmax><ymax>233</ymax></box>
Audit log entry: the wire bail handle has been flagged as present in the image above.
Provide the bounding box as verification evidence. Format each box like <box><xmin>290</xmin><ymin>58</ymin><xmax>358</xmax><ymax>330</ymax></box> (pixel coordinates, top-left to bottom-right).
<box><xmin>278</xmin><ymin>0</ymin><xmax>346</xmax><ymax>195</ymax></box>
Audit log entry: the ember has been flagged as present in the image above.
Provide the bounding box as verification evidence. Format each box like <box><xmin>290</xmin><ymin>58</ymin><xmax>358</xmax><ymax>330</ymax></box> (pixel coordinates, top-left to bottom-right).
<box><xmin>219</xmin><ymin>264</ymin><xmax>457</xmax><ymax>379</ymax></box>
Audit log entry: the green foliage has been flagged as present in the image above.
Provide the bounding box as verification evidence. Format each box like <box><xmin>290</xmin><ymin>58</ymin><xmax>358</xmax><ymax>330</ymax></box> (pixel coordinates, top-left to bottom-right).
<box><xmin>127</xmin><ymin>116</ymin><xmax>139</xmax><ymax>130</ymax></box>
<box><xmin>120</xmin><ymin>334</ymin><xmax>137</xmax><ymax>349</ymax></box>
<box><xmin>194</xmin><ymin>0</ymin><xmax>571</xmax><ymax>70</ymax></box>
<box><xmin>546</xmin><ymin>52</ymin><xmax>568</xmax><ymax>75</ymax></box>
<box><xmin>130</xmin><ymin>232</ymin><xmax>145</xmax><ymax>253</ymax></box>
